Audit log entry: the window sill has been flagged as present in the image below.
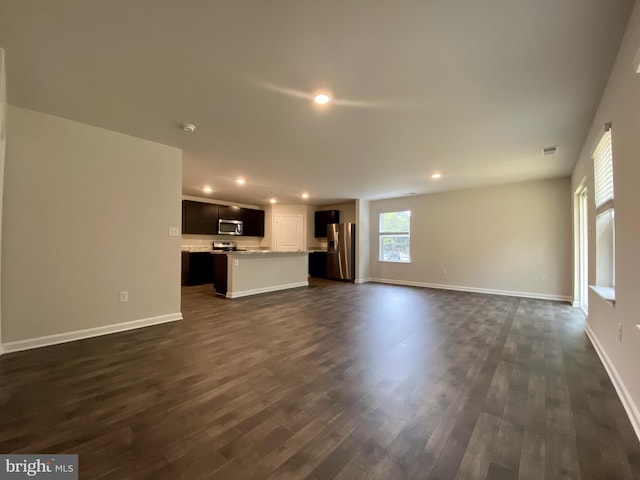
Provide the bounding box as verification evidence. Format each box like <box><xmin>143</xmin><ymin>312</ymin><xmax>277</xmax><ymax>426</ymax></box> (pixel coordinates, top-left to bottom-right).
<box><xmin>589</xmin><ymin>285</ymin><xmax>615</xmax><ymax>307</ymax></box>
<box><xmin>378</xmin><ymin>260</ymin><xmax>412</xmax><ymax>264</ymax></box>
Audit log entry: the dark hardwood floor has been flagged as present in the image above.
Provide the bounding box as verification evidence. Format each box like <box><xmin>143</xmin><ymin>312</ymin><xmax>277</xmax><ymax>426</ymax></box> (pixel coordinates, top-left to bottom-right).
<box><xmin>1</xmin><ymin>279</ymin><xmax>639</xmax><ymax>479</ymax></box>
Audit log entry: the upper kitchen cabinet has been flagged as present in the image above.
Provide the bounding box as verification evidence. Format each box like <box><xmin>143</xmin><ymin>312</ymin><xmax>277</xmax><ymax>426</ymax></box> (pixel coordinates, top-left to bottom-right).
<box><xmin>242</xmin><ymin>208</ymin><xmax>265</xmax><ymax>237</ymax></box>
<box><xmin>218</xmin><ymin>205</ymin><xmax>243</xmax><ymax>221</ymax></box>
<box><xmin>182</xmin><ymin>200</ymin><xmax>218</xmax><ymax>234</ymax></box>
<box><xmin>314</xmin><ymin>209</ymin><xmax>340</xmax><ymax>237</ymax></box>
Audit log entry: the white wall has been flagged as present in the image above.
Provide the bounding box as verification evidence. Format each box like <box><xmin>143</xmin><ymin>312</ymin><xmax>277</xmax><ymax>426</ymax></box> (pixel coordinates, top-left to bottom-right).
<box><xmin>2</xmin><ymin>106</ymin><xmax>182</xmax><ymax>348</ymax></box>
<box><xmin>355</xmin><ymin>199</ymin><xmax>370</xmax><ymax>282</ymax></box>
<box><xmin>369</xmin><ymin>178</ymin><xmax>572</xmax><ymax>300</ymax></box>
<box><xmin>571</xmin><ymin>1</ymin><xmax>640</xmax><ymax>438</ymax></box>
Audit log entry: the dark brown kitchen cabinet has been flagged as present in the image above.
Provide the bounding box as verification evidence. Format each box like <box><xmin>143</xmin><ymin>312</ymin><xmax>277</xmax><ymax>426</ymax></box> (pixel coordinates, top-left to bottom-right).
<box><xmin>212</xmin><ymin>254</ymin><xmax>228</xmax><ymax>295</ymax></box>
<box><xmin>181</xmin><ymin>251</ymin><xmax>214</xmax><ymax>285</ymax></box>
<box><xmin>218</xmin><ymin>205</ymin><xmax>242</xmax><ymax>221</ymax></box>
<box><xmin>314</xmin><ymin>209</ymin><xmax>340</xmax><ymax>237</ymax></box>
<box><xmin>242</xmin><ymin>208</ymin><xmax>265</xmax><ymax>237</ymax></box>
<box><xmin>182</xmin><ymin>201</ymin><xmax>218</xmax><ymax>234</ymax></box>
<box><xmin>309</xmin><ymin>251</ymin><xmax>328</xmax><ymax>278</ymax></box>
<box><xmin>183</xmin><ymin>200</ymin><xmax>264</xmax><ymax>236</ymax></box>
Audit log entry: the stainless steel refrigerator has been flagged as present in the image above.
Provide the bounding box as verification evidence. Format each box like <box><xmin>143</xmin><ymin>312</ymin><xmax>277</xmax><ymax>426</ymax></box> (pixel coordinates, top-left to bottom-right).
<box><xmin>327</xmin><ymin>223</ymin><xmax>356</xmax><ymax>281</ymax></box>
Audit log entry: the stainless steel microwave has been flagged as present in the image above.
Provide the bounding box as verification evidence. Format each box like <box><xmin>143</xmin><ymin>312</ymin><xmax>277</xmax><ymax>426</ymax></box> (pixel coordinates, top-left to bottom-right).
<box><xmin>218</xmin><ymin>219</ymin><xmax>243</xmax><ymax>235</ymax></box>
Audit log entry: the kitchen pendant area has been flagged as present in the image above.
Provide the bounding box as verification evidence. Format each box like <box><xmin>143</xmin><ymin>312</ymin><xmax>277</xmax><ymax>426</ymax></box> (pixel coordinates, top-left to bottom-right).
<box><xmin>181</xmin><ymin>196</ymin><xmax>357</xmax><ymax>298</ymax></box>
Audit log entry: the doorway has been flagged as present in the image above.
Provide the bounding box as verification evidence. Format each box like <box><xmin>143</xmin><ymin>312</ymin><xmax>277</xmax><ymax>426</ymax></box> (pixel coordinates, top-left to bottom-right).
<box><xmin>574</xmin><ymin>181</ymin><xmax>588</xmax><ymax>315</ymax></box>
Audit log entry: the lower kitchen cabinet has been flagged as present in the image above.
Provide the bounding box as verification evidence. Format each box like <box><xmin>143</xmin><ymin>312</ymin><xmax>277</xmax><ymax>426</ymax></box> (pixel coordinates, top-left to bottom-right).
<box><xmin>212</xmin><ymin>254</ymin><xmax>228</xmax><ymax>295</ymax></box>
<box><xmin>181</xmin><ymin>252</ymin><xmax>214</xmax><ymax>286</ymax></box>
<box><xmin>308</xmin><ymin>251</ymin><xmax>328</xmax><ymax>278</ymax></box>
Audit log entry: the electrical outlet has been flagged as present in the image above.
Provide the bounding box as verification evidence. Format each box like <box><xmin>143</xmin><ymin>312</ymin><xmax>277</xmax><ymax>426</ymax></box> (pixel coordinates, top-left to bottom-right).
<box><xmin>542</xmin><ymin>274</ymin><xmax>549</xmax><ymax>281</ymax></box>
<box><xmin>442</xmin><ymin>268</ymin><xmax>448</xmax><ymax>275</ymax></box>
<box><xmin>168</xmin><ymin>227</ymin><xmax>180</xmax><ymax>237</ymax></box>
<box><xmin>120</xmin><ymin>291</ymin><xmax>129</xmax><ymax>302</ymax></box>
<box><xmin>618</xmin><ymin>323</ymin><xmax>623</xmax><ymax>342</ymax></box>
<box><xmin>234</xmin><ymin>259</ymin><xmax>239</xmax><ymax>266</ymax></box>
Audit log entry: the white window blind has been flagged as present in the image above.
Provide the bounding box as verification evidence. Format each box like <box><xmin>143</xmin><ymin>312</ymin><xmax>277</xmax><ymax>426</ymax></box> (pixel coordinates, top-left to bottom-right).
<box><xmin>593</xmin><ymin>129</ymin><xmax>613</xmax><ymax>212</ymax></box>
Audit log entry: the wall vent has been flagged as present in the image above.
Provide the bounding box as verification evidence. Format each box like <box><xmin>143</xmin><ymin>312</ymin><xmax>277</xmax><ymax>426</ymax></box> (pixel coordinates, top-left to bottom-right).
<box><xmin>542</xmin><ymin>146</ymin><xmax>558</xmax><ymax>156</ymax></box>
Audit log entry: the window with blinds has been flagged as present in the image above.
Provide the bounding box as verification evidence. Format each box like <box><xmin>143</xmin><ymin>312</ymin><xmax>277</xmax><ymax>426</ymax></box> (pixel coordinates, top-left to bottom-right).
<box><xmin>593</xmin><ymin>128</ymin><xmax>613</xmax><ymax>214</ymax></box>
<box><xmin>592</xmin><ymin>125</ymin><xmax>615</xmax><ymax>295</ymax></box>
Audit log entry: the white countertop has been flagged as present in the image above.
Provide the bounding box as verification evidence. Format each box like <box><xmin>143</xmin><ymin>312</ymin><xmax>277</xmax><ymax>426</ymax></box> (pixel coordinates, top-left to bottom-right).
<box><xmin>181</xmin><ymin>246</ymin><xmax>213</xmax><ymax>252</ymax></box>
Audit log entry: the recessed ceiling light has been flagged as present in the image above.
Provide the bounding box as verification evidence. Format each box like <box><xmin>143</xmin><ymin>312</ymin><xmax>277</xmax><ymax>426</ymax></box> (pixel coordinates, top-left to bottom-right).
<box><xmin>202</xmin><ymin>186</ymin><xmax>213</xmax><ymax>194</ymax></box>
<box><xmin>181</xmin><ymin>123</ymin><xmax>196</xmax><ymax>133</ymax></box>
<box><xmin>431</xmin><ymin>173</ymin><xmax>442</xmax><ymax>180</ymax></box>
<box><xmin>313</xmin><ymin>91</ymin><xmax>332</xmax><ymax>105</ymax></box>
<box><xmin>235</xmin><ymin>178</ymin><xmax>246</xmax><ymax>186</ymax></box>
<box><xmin>269</xmin><ymin>198</ymin><xmax>277</xmax><ymax>204</ymax></box>
<box><xmin>301</xmin><ymin>193</ymin><xmax>310</xmax><ymax>199</ymax></box>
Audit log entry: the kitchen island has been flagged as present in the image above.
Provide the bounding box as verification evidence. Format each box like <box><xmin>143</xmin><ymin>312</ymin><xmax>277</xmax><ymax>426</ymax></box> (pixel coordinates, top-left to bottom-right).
<box><xmin>212</xmin><ymin>251</ymin><xmax>309</xmax><ymax>298</ymax></box>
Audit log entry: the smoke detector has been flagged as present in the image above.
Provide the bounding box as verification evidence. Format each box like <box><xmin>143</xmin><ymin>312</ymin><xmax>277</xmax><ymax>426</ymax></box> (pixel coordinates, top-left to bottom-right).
<box><xmin>542</xmin><ymin>145</ymin><xmax>559</xmax><ymax>156</ymax></box>
<box><xmin>181</xmin><ymin>123</ymin><xmax>196</xmax><ymax>133</ymax></box>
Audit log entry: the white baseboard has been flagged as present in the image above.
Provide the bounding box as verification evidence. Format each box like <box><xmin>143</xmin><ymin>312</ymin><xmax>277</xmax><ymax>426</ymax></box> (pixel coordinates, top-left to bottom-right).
<box><xmin>585</xmin><ymin>324</ymin><xmax>640</xmax><ymax>442</ymax></box>
<box><xmin>227</xmin><ymin>281</ymin><xmax>309</xmax><ymax>298</ymax></box>
<box><xmin>355</xmin><ymin>277</ymin><xmax>372</xmax><ymax>284</ymax></box>
<box><xmin>1</xmin><ymin>312</ymin><xmax>183</xmax><ymax>354</ymax></box>
<box><xmin>572</xmin><ymin>300</ymin><xmax>580</xmax><ymax>307</ymax></box>
<box><xmin>370</xmin><ymin>278</ymin><xmax>572</xmax><ymax>303</ymax></box>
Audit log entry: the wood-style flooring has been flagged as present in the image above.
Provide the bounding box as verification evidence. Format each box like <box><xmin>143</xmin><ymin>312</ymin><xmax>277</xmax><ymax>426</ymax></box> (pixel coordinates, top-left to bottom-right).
<box><xmin>1</xmin><ymin>279</ymin><xmax>639</xmax><ymax>479</ymax></box>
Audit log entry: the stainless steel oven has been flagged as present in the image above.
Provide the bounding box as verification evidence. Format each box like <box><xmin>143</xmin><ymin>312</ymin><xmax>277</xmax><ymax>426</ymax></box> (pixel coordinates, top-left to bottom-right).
<box><xmin>218</xmin><ymin>219</ymin><xmax>243</xmax><ymax>235</ymax></box>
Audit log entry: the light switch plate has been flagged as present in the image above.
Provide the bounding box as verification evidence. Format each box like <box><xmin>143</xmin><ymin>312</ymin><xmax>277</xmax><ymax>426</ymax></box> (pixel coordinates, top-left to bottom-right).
<box><xmin>168</xmin><ymin>227</ymin><xmax>180</xmax><ymax>236</ymax></box>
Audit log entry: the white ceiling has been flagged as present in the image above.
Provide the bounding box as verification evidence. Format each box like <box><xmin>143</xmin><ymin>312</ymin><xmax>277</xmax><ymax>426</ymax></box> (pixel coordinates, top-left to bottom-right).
<box><xmin>0</xmin><ymin>0</ymin><xmax>634</xmax><ymax>206</ymax></box>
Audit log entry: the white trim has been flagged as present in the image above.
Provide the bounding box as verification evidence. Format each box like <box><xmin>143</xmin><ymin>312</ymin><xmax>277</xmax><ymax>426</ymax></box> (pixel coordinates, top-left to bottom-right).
<box><xmin>1</xmin><ymin>312</ymin><xmax>183</xmax><ymax>354</ymax></box>
<box><xmin>355</xmin><ymin>277</ymin><xmax>373</xmax><ymax>284</ymax></box>
<box><xmin>585</xmin><ymin>324</ymin><xmax>640</xmax><ymax>442</ymax></box>
<box><xmin>226</xmin><ymin>281</ymin><xmax>309</xmax><ymax>299</ymax></box>
<box><xmin>572</xmin><ymin>300</ymin><xmax>580</xmax><ymax>308</ymax></box>
<box><xmin>371</xmin><ymin>278</ymin><xmax>572</xmax><ymax>302</ymax></box>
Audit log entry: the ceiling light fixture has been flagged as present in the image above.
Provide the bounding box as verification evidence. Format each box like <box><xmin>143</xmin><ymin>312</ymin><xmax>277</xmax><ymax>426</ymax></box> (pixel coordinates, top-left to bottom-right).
<box><xmin>235</xmin><ymin>178</ymin><xmax>246</xmax><ymax>186</ymax></box>
<box><xmin>313</xmin><ymin>91</ymin><xmax>332</xmax><ymax>105</ymax></box>
<box><xmin>301</xmin><ymin>193</ymin><xmax>310</xmax><ymax>199</ymax></box>
<box><xmin>202</xmin><ymin>186</ymin><xmax>213</xmax><ymax>194</ymax></box>
<box><xmin>181</xmin><ymin>123</ymin><xmax>196</xmax><ymax>133</ymax></box>
<box><xmin>431</xmin><ymin>173</ymin><xmax>442</xmax><ymax>180</ymax></box>
<box><xmin>269</xmin><ymin>198</ymin><xmax>277</xmax><ymax>204</ymax></box>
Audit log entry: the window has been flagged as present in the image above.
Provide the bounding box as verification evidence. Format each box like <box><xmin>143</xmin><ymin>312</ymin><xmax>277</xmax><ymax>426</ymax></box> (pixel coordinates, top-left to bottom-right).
<box><xmin>379</xmin><ymin>211</ymin><xmax>410</xmax><ymax>262</ymax></box>
<box><xmin>592</xmin><ymin>125</ymin><xmax>615</xmax><ymax>302</ymax></box>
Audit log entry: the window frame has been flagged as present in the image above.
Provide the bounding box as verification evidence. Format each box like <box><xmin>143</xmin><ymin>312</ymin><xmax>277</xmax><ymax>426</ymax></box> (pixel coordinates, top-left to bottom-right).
<box><xmin>591</xmin><ymin>124</ymin><xmax>616</xmax><ymax>305</ymax></box>
<box><xmin>378</xmin><ymin>210</ymin><xmax>411</xmax><ymax>263</ymax></box>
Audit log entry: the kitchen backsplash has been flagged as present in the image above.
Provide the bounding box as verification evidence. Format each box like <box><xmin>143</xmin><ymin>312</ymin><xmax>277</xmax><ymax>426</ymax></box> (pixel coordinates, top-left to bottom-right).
<box><xmin>182</xmin><ymin>234</ymin><xmax>267</xmax><ymax>250</ymax></box>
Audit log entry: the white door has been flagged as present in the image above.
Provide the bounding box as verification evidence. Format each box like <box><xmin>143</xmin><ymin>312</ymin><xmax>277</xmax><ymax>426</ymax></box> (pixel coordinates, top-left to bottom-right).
<box><xmin>0</xmin><ymin>49</ymin><xmax>6</xmax><ymax>354</ymax></box>
<box><xmin>275</xmin><ymin>214</ymin><xmax>303</xmax><ymax>251</ymax></box>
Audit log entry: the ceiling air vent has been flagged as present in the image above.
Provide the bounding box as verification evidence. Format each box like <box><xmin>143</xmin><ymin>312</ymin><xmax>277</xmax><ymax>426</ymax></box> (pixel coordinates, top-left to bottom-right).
<box><xmin>542</xmin><ymin>146</ymin><xmax>558</xmax><ymax>156</ymax></box>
